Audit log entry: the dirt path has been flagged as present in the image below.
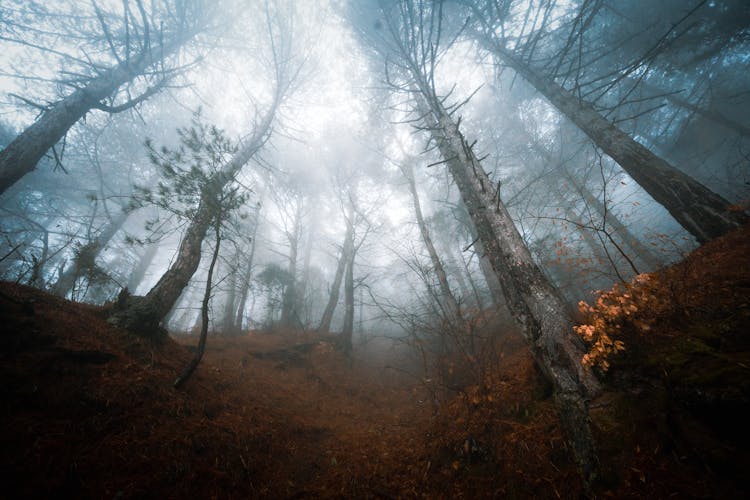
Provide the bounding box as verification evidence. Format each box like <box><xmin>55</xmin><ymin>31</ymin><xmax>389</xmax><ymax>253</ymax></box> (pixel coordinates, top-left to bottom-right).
<box><xmin>187</xmin><ymin>333</ymin><xmax>435</xmax><ymax>497</ymax></box>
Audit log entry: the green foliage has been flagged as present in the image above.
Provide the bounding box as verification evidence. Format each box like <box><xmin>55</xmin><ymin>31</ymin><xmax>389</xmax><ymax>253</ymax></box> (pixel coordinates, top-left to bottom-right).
<box><xmin>257</xmin><ymin>263</ymin><xmax>294</xmax><ymax>290</ymax></box>
<box><xmin>130</xmin><ymin>111</ymin><xmax>246</xmax><ymax>229</ymax></box>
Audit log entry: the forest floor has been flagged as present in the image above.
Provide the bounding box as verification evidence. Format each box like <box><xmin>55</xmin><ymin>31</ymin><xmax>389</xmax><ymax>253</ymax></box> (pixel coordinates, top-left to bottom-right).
<box><xmin>1</xmin><ymin>224</ymin><xmax>749</xmax><ymax>499</ymax></box>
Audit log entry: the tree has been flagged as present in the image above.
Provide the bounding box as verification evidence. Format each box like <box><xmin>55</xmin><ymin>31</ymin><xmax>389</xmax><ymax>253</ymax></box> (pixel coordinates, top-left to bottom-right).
<box><xmin>109</xmin><ymin>0</ymin><xmax>299</xmax><ymax>335</ymax></box>
<box><xmin>110</xmin><ymin>113</ymin><xmax>253</xmax><ymax>335</ymax></box>
<box><xmin>0</xmin><ymin>0</ymin><xmax>211</xmax><ymax>195</ymax></box>
<box><xmin>349</xmin><ymin>0</ymin><xmax>600</xmax><ymax>482</ymax></box>
<box><xmin>317</xmin><ymin>208</ymin><xmax>354</xmax><ymax>334</ymax></box>
<box><xmin>272</xmin><ymin>182</ymin><xmax>306</xmax><ymax>329</ymax></box>
<box><xmin>233</xmin><ymin>203</ymin><xmax>262</xmax><ymax>331</ymax></box>
<box><xmin>400</xmin><ymin>161</ymin><xmax>461</xmax><ymax>322</ymax></box>
<box><xmin>467</xmin><ymin>1</ymin><xmax>747</xmax><ymax>243</ymax></box>
<box><xmin>172</xmin><ymin>159</ymin><xmax>249</xmax><ymax>387</ymax></box>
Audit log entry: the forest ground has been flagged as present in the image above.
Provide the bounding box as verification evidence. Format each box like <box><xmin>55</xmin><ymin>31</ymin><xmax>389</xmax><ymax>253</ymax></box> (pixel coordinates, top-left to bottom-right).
<box><xmin>1</xmin><ymin>225</ymin><xmax>749</xmax><ymax>499</ymax></box>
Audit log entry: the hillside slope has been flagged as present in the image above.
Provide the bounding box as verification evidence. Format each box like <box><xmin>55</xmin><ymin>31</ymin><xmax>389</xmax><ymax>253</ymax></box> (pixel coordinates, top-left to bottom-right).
<box><xmin>0</xmin><ymin>224</ymin><xmax>748</xmax><ymax>498</ymax></box>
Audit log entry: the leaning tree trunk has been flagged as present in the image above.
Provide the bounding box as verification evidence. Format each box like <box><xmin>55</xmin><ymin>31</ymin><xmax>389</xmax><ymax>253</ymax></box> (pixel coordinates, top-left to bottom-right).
<box><xmin>173</xmin><ymin>221</ymin><xmax>222</xmax><ymax>389</ymax></box>
<box><xmin>417</xmin><ymin>91</ymin><xmax>600</xmax><ymax>482</ymax></box>
<box><xmin>487</xmin><ymin>44</ymin><xmax>747</xmax><ymax>243</ymax></box>
<box><xmin>317</xmin><ymin>217</ymin><xmax>354</xmax><ymax>334</ymax></box>
<box><xmin>109</xmin><ymin>96</ymin><xmax>280</xmax><ymax>336</ymax></box>
<box><xmin>0</xmin><ymin>40</ymin><xmax>186</xmax><ymax>195</ymax></box>
<box><xmin>116</xmin><ymin>194</ymin><xmax>215</xmax><ymax>333</ymax></box>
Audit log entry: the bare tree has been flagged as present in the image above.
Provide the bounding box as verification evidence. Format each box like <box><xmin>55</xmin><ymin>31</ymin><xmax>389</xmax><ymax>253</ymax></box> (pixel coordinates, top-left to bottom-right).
<box><xmin>468</xmin><ymin>1</ymin><xmax>747</xmax><ymax>243</ymax></box>
<box><xmin>317</xmin><ymin>206</ymin><xmax>354</xmax><ymax>334</ymax></box>
<box><xmin>0</xmin><ymin>0</ymin><xmax>212</xmax><ymax>195</ymax></box>
<box><xmin>400</xmin><ymin>161</ymin><xmax>461</xmax><ymax>321</ymax></box>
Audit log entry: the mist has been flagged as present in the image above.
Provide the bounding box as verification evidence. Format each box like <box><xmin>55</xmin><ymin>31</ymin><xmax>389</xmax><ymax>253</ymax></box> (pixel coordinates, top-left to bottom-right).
<box><xmin>1</xmin><ymin>0</ymin><xmax>749</xmax><ymax>497</ymax></box>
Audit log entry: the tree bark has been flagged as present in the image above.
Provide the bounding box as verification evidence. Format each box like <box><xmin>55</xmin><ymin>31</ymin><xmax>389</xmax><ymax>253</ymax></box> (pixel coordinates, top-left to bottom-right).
<box><xmin>486</xmin><ymin>44</ymin><xmax>747</xmax><ymax>243</ymax></box>
<box><xmin>417</xmin><ymin>92</ymin><xmax>600</xmax><ymax>481</ymax></box>
<box><xmin>109</xmin><ymin>94</ymin><xmax>280</xmax><ymax>336</ymax></box>
<box><xmin>173</xmin><ymin>222</ymin><xmax>221</xmax><ymax>389</ymax></box>
<box><xmin>317</xmin><ymin>217</ymin><xmax>354</xmax><ymax>334</ymax></box>
<box><xmin>403</xmin><ymin>162</ymin><xmax>462</xmax><ymax>320</ymax></box>
<box><xmin>0</xmin><ymin>38</ymin><xmax>188</xmax><ymax>195</ymax></box>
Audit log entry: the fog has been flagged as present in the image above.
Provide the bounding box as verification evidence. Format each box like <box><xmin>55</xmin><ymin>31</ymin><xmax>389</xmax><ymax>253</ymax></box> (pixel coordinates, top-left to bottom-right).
<box><xmin>1</xmin><ymin>0</ymin><xmax>748</xmax><ymax>341</ymax></box>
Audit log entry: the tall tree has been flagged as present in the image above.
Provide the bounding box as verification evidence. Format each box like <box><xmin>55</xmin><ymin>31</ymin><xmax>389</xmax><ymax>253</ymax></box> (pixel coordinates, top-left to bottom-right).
<box><xmin>276</xmin><ymin>187</ymin><xmax>305</xmax><ymax>328</ymax></box>
<box><xmin>110</xmin><ymin>108</ymin><xmax>274</xmax><ymax>335</ymax></box>
<box><xmin>317</xmin><ymin>209</ymin><xmax>354</xmax><ymax>334</ymax></box>
<box><xmin>401</xmin><ymin>161</ymin><xmax>461</xmax><ymax>321</ymax></box>
<box><xmin>110</xmin><ymin>2</ymin><xmax>298</xmax><ymax>335</ymax></box>
<box><xmin>350</xmin><ymin>0</ymin><xmax>600</xmax><ymax>482</ymax></box>
<box><xmin>468</xmin><ymin>2</ymin><xmax>747</xmax><ymax>243</ymax></box>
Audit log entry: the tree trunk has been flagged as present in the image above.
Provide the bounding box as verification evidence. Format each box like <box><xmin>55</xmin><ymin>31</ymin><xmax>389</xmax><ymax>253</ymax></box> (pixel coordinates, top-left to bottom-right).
<box><xmin>280</xmin><ymin>201</ymin><xmax>302</xmax><ymax>328</ymax></box>
<box><xmin>317</xmin><ymin>218</ymin><xmax>354</xmax><ymax>334</ymax></box>
<box><xmin>234</xmin><ymin>211</ymin><xmax>260</xmax><ymax>331</ymax></box>
<box><xmin>173</xmin><ymin>222</ymin><xmax>221</xmax><ymax>389</ymax></box>
<box><xmin>340</xmin><ymin>251</ymin><xmax>355</xmax><ymax>354</ymax></box>
<box><xmin>403</xmin><ymin>162</ymin><xmax>461</xmax><ymax>321</ymax></box>
<box><xmin>418</xmin><ymin>92</ymin><xmax>600</xmax><ymax>481</ymax></box>
<box><xmin>136</xmin><ymin>196</ymin><xmax>214</xmax><ymax>331</ymax></box>
<box><xmin>487</xmin><ymin>44</ymin><xmax>747</xmax><ymax>243</ymax></box>
<box><xmin>109</xmin><ymin>95</ymin><xmax>280</xmax><ymax>336</ymax></box>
